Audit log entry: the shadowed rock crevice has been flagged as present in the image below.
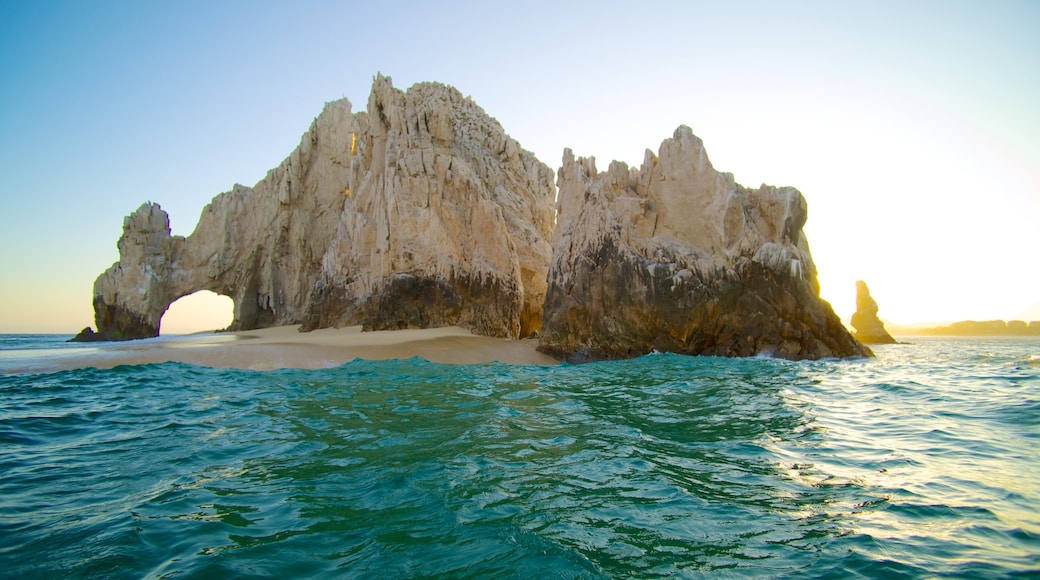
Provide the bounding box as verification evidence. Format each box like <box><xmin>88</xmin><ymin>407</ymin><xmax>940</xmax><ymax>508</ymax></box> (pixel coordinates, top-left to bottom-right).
<box><xmin>300</xmin><ymin>272</ymin><xmax>523</xmax><ymax>338</ymax></box>
<box><xmin>360</xmin><ymin>273</ymin><xmax>521</xmax><ymax>337</ymax></box>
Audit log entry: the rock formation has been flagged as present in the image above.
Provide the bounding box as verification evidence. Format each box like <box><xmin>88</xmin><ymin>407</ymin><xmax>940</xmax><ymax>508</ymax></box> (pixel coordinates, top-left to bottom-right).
<box><xmin>74</xmin><ymin>74</ymin><xmax>871</xmax><ymax>362</ymax></box>
<box><xmin>850</xmin><ymin>280</ymin><xmax>897</xmax><ymax>344</ymax></box>
<box><xmin>300</xmin><ymin>76</ymin><xmax>555</xmax><ymax>337</ymax></box>
<box><xmin>537</xmin><ymin>126</ymin><xmax>871</xmax><ymax>362</ymax></box>
<box><xmin>73</xmin><ymin>75</ymin><xmax>555</xmax><ymax>341</ymax></box>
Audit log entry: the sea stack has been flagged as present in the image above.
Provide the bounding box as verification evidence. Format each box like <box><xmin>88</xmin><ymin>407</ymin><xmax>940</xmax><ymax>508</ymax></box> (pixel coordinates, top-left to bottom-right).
<box><xmin>537</xmin><ymin>126</ymin><xmax>872</xmax><ymax>362</ymax></box>
<box><xmin>851</xmin><ymin>280</ymin><xmax>897</xmax><ymax>344</ymax></box>
<box><xmin>74</xmin><ymin>75</ymin><xmax>555</xmax><ymax>341</ymax></box>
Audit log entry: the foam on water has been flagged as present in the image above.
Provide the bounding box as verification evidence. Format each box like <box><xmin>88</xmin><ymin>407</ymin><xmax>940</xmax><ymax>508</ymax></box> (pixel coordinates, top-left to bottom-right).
<box><xmin>1</xmin><ymin>337</ymin><xmax>1038</xmax><ymax>577</ymax></box>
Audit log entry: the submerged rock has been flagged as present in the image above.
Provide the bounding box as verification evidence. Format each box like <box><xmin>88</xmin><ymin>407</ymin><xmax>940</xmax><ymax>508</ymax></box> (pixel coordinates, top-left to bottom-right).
<box><xmin>74</xmin><ymin>75</ymin><xmax>554</xmax><ymax>341</ymax></box>
<box><xmin>538</xmin><ymin>127</ymin><xmax>871</xmax><ymax>362</ymax></box>
<box><xmin>850</xmin><ymin>280</ymin><xmax>897</xmax><ymax>344</ymax></box>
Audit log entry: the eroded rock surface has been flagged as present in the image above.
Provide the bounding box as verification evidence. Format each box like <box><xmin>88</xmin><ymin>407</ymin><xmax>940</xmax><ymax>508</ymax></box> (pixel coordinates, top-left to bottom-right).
<box><xmin>301</xmin><ymin>76</ymin><xmax>555</xmax><ymax>337</ymax></box>
<box><xmin>538</xmin><ymin>126</ymin><xmax>871</xmax><ymax>362</ymax></box>
<box><xmin>851</xmin><ymin>280</ymin><xmax>897</xmax><ymax>344</ymax></box>
<box><xmin>74</xmin><ymin>75</ymin><xmax>554</xmax><ymax>341</ymax></box>
<box><xmin>75</xmin><ymin>75</ymin><xmax>869</xmax><ymax>362</ymax></box>
<box><xmin>75</xmin><ymin>96</ymin><xmax>355</xmax><ymax>341</ymax></box>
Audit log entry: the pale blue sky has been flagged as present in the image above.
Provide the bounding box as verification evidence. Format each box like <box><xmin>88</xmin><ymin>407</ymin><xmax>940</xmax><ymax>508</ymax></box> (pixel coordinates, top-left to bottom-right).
<box><xmin>1</xmin><ymin>0</ymin><xmax>1038</xmax><ymax>332</ymax></box>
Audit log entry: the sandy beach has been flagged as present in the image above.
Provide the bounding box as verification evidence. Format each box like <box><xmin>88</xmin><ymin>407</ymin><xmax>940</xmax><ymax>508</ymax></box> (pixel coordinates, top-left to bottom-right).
<box><xmin>25</xmin><ymin>326</ymin><xmax>559</xmax><ymax>373</ymax></box>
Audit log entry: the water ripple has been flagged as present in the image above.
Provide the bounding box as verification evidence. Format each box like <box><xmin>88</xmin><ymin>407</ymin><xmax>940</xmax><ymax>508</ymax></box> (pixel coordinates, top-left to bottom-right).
<box><xmin>1</xmin><ymin>339</ymin><xmax>1038</xmax><ymax>577</ymax></box>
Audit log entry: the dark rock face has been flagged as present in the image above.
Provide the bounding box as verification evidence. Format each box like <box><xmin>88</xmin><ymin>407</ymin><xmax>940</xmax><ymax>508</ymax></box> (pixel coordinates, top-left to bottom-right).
<box><xmin>539</xmin><ymin>237</ymin><xmax>869</xmax><ymax>362</ymax></box>
<box><xmin>69</xmin><ymin>327</ymin><xmax>98</xmax><ymax>342</ymax></box>
<box><xmin>361</xmin><ymin>273</ymin><xmax>522</xmax><ymax>337</ymax></box>
<box><xmin>70</xmin><ymin>299</ymin><xmax>161</xmax><ymax>342</ymax></box>
<box><xmin>89</xmin><ymin>299</ymin><xmax>159</xmax><ymax>341</ymax></box>
<box><xmin>304</xmin><ymin>272</ymin><xmax>522</xmax><ymax>338</ymax></box>
<box><xmin>850</xmin><ymin>280</ymin><xmax>896</xmax><ymax>344</ymax></box>
<box><xmin>538</xmin><ymin>127</ymin><xmax>872</xmax><ymax>362</ymax></box>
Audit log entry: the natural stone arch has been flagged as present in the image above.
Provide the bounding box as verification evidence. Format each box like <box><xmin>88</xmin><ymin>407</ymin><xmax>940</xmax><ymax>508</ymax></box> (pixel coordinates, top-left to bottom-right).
<box><xmin>74</xmin><ymin>77</ymin><xmax>557</xmax><ymax>343</ymax></box>
<box><xmin>74</xmin><ymin>98</ymin><xmax>359</xmax><ymax>342</ymax></box>
<box><xmin>160</xmin><ymin>290</ymin><xmax>234</xmax><ymax>335</ymax></box>
<box><xmin>82</xmin><ymin>188</ymin><xmax>342</xmax><ymax>341</ymax></box>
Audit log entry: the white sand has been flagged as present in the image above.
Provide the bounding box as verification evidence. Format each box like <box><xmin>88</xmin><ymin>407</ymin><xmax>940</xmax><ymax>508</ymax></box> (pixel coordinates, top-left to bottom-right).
<box><xmin>43</xmin><ymin>326</ymin><xmax>559</xmax><ymax>371</ymax></box>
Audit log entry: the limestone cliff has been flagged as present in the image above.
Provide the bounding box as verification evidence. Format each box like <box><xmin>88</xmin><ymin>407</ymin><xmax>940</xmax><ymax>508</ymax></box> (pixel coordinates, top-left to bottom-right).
<box><xmin>77</xmin><ymin>97</ymin><xmax>354</xmax><ymax>341</ymax></box>
<box><xmin>538</xmin><ymin>126</ymin><xmax>871</xmax><ymax>361</ymax></box>
<box><xmin>301</xmin><ymin>75</ymin><xmax>555</xmax><ymax>337</ymax></box>
<box><xmin>74</xmin><ymin>75</ymin><xmax>869</xmax><ymax>361</ymax></box>
<box><xmin>74</xmin><ymin>75</ymin><xmax>555</xmax><ymax>341</ymax></box>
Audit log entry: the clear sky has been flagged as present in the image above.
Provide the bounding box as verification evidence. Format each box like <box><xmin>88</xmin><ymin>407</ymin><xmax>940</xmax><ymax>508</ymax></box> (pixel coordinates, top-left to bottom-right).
<box><xmin>1</xmin><ymin>0</ymin><xmax>1038</xmax><ymax>334</ymax></box>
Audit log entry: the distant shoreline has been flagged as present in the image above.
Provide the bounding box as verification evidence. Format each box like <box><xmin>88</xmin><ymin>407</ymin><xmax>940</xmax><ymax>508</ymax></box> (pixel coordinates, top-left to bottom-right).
<box><xmin>889</xmin><ymin>319</ymin><xmax>1040</xmax><ymax>337</ymax></box>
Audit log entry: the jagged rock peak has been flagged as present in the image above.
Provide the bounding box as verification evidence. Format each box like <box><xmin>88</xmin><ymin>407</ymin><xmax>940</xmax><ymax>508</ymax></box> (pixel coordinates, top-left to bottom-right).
<box><xmin>851</xmin><ymin>280</ymin><xmax>896</xmax><ymax>344</ymax></box>
<box><xmin>538</xmin><ymin>126</ymin><xmax>872</xmax><ymax>362</ymax></box>
<box><xmin>302</xmin><ymin>74</ymin><xmax>555</xmax><ymax>338</ymax></box>
<box><xmin>74</xmin><ymin>74</ymin><xmax>556</xmax><ymax>341</ymax></box>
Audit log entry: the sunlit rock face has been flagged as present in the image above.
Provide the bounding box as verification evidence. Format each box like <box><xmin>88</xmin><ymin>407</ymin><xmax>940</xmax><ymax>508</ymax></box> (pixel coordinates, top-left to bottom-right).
<box><xmin>851</xmin><ymin>280</ymin><xmax>897</xmax><ymax>344</ymax></box>
<box><xmin>74</xmin><ymin>75</ymin><xmax>866</xmax><ymax>358</ymax></box>
<box><xmin>538</xmin><ymin>126</ymin><xmax>872</xmax><ymax>362</ymax></box>
<box><xmin>301</xmin><ymin>75</ymin><xmax>555</xmax><ymax>337</ymax></box>
<box><xmin>74</xmin><ymin>75</ymin><xmax>555</xmax><ymax>341</ymax></box>
<box><xmin>76</xmin><ymin>96</ymin><xmax>355</xmax><ymax>341</ymax></box>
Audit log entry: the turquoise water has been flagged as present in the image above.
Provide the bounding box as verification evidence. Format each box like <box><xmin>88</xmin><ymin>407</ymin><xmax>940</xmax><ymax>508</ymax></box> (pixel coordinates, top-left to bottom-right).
<box><xmin>1</xmin><ymin>337</ymin><xmax>1038</xmax><ymax>578</ymax></box>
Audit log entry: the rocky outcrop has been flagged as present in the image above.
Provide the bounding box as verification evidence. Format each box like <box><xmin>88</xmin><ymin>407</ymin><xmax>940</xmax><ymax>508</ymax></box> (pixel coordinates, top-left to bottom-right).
<box><xmin>73</xmin><ymin>95</ymin><xmax>355</xmax><ymax>341</ymax></box>
<box><xmin>538</xmin><ymin>126</ymin><xmax>871</xmax><ymax>362</ymax></box>
<box><xmin>74</xmin><ymin>75</ymin><xmax>871</xmax><ymax>362</ymax></box>
<box><xmin>301</xmin><ymin>76</ymin><xmax>555</xmax><ymax>337</ymax></box>
<box><xmin>74</xmin><ymin>75</ymin><xmax>555</xmax><ymax>341</ymax></box>
<box><xmin>850</xmin><ymin>280</ymin><xmax>896</xmax><ymax>344</ymax></box>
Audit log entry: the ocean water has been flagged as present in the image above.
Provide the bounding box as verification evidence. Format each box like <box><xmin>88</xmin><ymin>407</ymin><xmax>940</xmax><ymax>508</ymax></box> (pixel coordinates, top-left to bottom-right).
<box><xmin>1</xmin><ymin>336</ymin><xmax>1038</xmax><ymax>578</ymax></box>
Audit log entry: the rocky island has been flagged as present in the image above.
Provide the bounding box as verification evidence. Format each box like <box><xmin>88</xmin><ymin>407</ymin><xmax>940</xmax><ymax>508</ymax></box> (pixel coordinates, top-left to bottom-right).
<box><xmin>74</xmin><ymin>75</ymin><xmax>870</xmax><ymax>362</ymax></box>
<box><xmin>537</xmin><ymin>128</ymin><xmax>869</xmax><ymax>361</ymax></box>
<box><xmin>74</xmin><ymin>75</ymin><xmax>554</xmax><ymax>342</ymax></box>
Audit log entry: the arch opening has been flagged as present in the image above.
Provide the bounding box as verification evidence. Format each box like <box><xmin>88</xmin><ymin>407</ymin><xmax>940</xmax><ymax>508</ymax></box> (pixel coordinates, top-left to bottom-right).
<box><xmin>160</xmin><ymin>290</ymin><xmax>235</xmax><ymax>335</ymax></box>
